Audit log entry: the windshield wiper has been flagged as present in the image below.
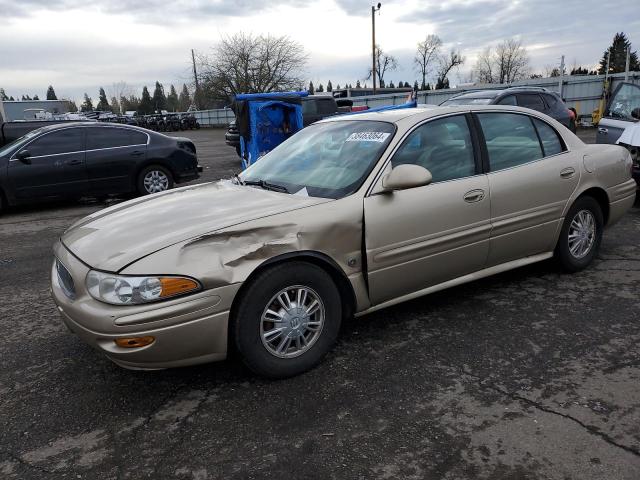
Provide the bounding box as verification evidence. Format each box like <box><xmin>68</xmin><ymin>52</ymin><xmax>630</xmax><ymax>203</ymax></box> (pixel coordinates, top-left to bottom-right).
<box><xmin>242</xmin><ymin>178</ymin><xmax>290</xmax><ymax>194</ymax></box>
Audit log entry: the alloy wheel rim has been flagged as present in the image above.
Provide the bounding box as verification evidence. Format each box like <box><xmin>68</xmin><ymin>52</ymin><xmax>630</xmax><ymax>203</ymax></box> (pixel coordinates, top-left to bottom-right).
<box><xmin>260</xmin><ymin>285</ymin><xmax>325</xmax><ymax>359</ymax></box>
<box><xmin>568</xmin><ymin>209</ymin><xmax>596</xmax><ymax>259</ymax></box>
<box><xmin>143</xmin><ymin>170</ymin><xmax>169</xmax><ymax>193</ymax></box>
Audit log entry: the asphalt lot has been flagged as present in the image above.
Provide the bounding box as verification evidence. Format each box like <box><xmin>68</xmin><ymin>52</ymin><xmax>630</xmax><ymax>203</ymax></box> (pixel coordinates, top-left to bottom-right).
<box><xmin>1</xmin><ymin>127</ymin><xmax>639</xmax><ymax>479</ymax></box>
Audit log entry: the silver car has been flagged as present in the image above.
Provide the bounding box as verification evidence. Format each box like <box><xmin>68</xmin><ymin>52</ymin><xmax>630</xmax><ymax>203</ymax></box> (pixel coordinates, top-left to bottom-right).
<box><xmin>51</xmin><ymin>105</ymin><xmax>636</xmax><ymax>378</ymax></box>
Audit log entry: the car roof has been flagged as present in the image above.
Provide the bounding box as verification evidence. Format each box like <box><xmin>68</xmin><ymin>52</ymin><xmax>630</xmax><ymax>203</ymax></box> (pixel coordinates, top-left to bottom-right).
<box><xmin>451</xmin><ymin>90</ymin><xmax>502</xmax><ymax>99</ymax></box>
<box><xmin>35</xmin><ymin>121</ymin><xmax>152</xmax><ymax>134</ymax></box>
<box><xmin>320</xmin><ymin>104</ymin><xmax>561</xmax><ymax>125</ymax></box>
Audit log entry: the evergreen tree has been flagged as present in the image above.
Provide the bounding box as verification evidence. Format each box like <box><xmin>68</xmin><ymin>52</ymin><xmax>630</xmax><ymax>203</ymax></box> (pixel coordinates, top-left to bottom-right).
<box><xmin>167</xmin><ymin>84</ymin><xmax>179</xmax><ymax>112</ymax></box>
<box><xmin>355</xmin><ymin>80</ymin><xmax>361</xmax><ymax>88</ymax></box>
<box><xmin>46</xmin><ymin>85</ymin><xmax>57</xmax><ymax>100</ymax></box>
<box><xmin>96</xmin><ymin>87</ymin><xmax>110</xmax><ymax>111</ymax></box>
<box><xmin>326</xmin><ymin>80</ymin><xmax>333</xmax><ymax>92</ymax></box>
<box><xmin>152</xmin><ymin>81</ymin><xmax>167</xmax><ymax>112</ymax></box>
<box><xmin>9</xmin><ymin>96</ymin><xmax>14</xmax><ymax>101</ymax></box>
<box><xmin>413</xmin><ymin>80</ymin><xmax>419</xmax><ymax>90</ymax></box>
<box><xmin>81</xmin><ymin>93</ymin><xmax>94</xmax><ymax>112</ymax></box>
<box><xmin>178</xmin><ymin>84</ymin><xmax>191</xmax><ymax>111</ymax></box>
<box><xmin>33</xmin><ymin>95</ymin><xmax>39</xmax><ymax>100</ymax></box>
<box><xmin>389</xmin><ymin>81</ymin><xmax>395</xmax><ymax>88</ymax></box>
<box><xmin>426</xmin><ymin>83</ymin><xmax>431</xmax><ymax>90</ymax></box>
<box><xmin>317</xmin><ymin>83</ymin><xmax>324</xmax><ymax>93</ymax></box>
<box><xmin>336</xmin><ymin>84</ymin><xmax>341</xmax><ymax>90</ymax></box>
<box><xmin>65</xmin><ymin>100</ymin><xmax>78</xmax><ymax>113</ymax></box>
<box><xmin>0</xmin><ymin>88</ymin><xmax>8</xmax><ymax>101</ymax></box>
<box><xmin>308</xmin><ymin>81</ymin><xmax>315</xmax><ymax>94</ymax></box>
<box><xmin>110</xmin><ymin>96</ymin><xmax>120</xmax><ymax>114</ymax></box>
<box><xmin>139</xmin><ymin>86</ymin><xmax>153</xmax><ymax>114</ymax></box>
<box><xmin>599</xmin><ymin>32</ymin><xmax>639</xmax><ymax>74</ymax></box>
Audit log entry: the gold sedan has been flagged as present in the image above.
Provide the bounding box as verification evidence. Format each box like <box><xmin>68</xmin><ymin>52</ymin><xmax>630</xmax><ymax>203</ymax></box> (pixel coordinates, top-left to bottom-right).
<box><xmin>51</xmin><ymin>105</ymin><xmax>636</xmax><ymax>378</ymax></box>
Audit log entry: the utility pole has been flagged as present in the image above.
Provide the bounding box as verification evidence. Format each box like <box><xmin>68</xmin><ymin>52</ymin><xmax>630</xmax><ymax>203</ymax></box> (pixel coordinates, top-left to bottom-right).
<box><xmin>558</xmin><ymin>55</ymin><xmax>565</xmax><ymax>98</ymax></box>
<box><xmin>191</xmin><ymin>49</ymin><xmax>200</xmax><ymax>110</ymax></box>
<box><xmin>371</xmin><ymin>3</ymin><xmax>381</xmax><ymax>95</ymax></box>
<box><xmin>625</xmin><ymin>47</ymin><xmax>631</xmax><ymax>81</ymax></box>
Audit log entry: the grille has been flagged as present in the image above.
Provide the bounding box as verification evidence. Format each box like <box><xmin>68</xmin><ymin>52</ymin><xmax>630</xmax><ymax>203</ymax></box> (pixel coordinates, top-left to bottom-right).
<box><xmin>56</xmin><ymin>259</ymin><xmax>76</xmax><ymax>300</ymax></box>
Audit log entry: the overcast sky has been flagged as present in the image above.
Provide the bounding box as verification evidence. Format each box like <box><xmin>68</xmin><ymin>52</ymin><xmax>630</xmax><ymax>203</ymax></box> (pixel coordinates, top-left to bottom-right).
<box><xmin>1</xmin><ymin>0</ymin><xmax>638</xmax><ymax>103</ymax></box>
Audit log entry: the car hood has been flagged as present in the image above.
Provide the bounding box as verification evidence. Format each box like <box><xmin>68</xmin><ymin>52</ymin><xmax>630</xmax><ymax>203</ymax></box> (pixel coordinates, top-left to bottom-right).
<box><xmin>61</xmin><ymin>181</ymin><xmax>331</xmax><ymax>272</ymax></box>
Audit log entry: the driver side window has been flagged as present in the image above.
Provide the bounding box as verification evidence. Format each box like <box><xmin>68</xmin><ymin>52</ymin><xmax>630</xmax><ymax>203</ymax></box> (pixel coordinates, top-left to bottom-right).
<box><xmin>391</xmin><ymin>115</ymin><xmax>476</xmax><ymax>183</ymax></box>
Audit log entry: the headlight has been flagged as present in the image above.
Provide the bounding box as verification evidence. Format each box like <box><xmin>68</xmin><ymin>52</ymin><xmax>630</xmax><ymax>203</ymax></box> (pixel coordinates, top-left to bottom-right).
<box><xmin>86</xmin><ymin>270</ymin><xmax>201</xmax><ymax>305</ymax></box>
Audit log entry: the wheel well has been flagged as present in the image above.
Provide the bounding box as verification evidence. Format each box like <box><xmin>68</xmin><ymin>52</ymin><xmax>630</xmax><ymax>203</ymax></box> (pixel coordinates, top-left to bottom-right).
<box><xmin>577</xmin><ymin>187</ymin><xmax>609</xmax><ymax>224</ymax></box>
<box><xmin>229</xmin><ymin>252</ymin><xmax>357</xmax><ymax>323</ymax></box>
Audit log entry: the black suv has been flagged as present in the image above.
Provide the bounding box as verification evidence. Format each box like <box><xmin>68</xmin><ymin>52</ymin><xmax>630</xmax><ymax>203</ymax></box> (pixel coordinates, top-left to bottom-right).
<box><xmin>441</xmin><ymin>87</ymin><xmax>576</xmax><ymax>132</ymax></box>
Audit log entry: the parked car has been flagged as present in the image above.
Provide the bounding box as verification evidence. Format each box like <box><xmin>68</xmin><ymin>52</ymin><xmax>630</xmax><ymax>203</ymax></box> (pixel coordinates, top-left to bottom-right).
<box><xmin>596</xmin><ymin>82</ymin><xmax>640</xmax><ymax>186</ymax></box>
<box><xmin>0</xmin><ymin>122</ymin><xmax>201</xmax><ymax>212</ymax></box>
<box><xmin>51</xmin><ymin>105</ymin><xmax>635</xmax><ymax>378</ymax></box>
<box><xmin>441</xmin><ymin>87</ymin><xmax>576</xmax><ymax>132</ymax></box>
<box><xmin>225</xmin><ymin>95</ymin><xmax>349</xmax><ymax>156</ymax></box>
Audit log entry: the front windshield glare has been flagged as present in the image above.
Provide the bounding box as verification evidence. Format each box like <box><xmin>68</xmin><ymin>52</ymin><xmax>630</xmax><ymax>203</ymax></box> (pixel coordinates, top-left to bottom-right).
<box><xmin>0</xmin><ymin>127</ymin><xmax>46</xmax><ymax>157</ymax></box>
<box><xmin>241</xmin><ymin>120</ymin><xmax>395</xmax><ymax>199</ymax></box>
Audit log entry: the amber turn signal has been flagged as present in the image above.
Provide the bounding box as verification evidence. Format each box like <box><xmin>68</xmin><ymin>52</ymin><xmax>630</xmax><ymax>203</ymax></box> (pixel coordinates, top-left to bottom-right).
<box><xmin>159</xmin><ymin>277</ymin><xmax>200</xmax><ymax>297</ymax></box>
<box><xmin>114</xmin><ymin>336</ymin><xmax>155</xmax><ymax>348</ymax></box>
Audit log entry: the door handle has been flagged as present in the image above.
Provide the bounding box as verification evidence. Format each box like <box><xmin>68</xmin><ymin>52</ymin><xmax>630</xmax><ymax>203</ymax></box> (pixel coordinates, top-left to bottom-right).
<box><xmin>598</xmin><ymin>127</ymin><xmax>608</xmax><ymax>135</ymax></box>
<box><xmin>130</xmin><ymin>150</ymin><xmax>144</xmax><ymax>156</ymax></box>
<box><xmin>560</xmin><ymin>167</ymin><xmax>575</xmax><ymax>179</ymax></box>
<box><xmin>463</xmin><ymin>189</ymin><xmax>485</xmax><ymax>203</ymax></box>
<box><xmin>66</xmin><ymin>159</ymin><xmax>83</xmax><ymax>166</ymax></box>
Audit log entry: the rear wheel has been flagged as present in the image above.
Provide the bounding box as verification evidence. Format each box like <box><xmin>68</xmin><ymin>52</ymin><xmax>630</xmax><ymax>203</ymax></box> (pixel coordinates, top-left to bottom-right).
<box><xmin>137</xmin><ymin>165</ymin><xmax>174</xmax><ymax>195</ymax></box>
<box><xmin>232</xmin><ymin>262</ymin><xmax>342</xmax><ymax>378</ymax></box>
<box><xmin>555</xmin><ymin>196</ymin><xmax>603</xmax><ymax>272</ymax></box>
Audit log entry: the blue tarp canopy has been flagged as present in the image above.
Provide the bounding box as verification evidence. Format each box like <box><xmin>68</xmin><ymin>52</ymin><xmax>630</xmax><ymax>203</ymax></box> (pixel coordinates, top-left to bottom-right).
<box><xmin>232</xmin><ymin>91</ymin><xmax>308</xmax><ymax>169</ymax></box>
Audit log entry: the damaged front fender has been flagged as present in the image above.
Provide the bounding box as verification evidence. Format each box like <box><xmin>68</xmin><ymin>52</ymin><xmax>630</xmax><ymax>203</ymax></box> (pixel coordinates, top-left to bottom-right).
<box><xmin>120</xmin><ymin>195</ymin><xmax>372</xmax><ymax>312</ymax></box>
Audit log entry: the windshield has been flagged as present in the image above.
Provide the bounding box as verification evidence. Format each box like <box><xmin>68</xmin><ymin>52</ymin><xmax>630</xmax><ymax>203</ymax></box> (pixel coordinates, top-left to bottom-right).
<box><xmin>240</xmin><ymin>120</ymin><xmax>395</xmax><ymax>199</ymax></box>
<box><xmin>606</xmin><ymin>83</ymin><xmax>640</xmax><ymax>121</ymax></box>
<box><xmin>0</xmin><ymin>127</ymin><xmax>47</xmax><ymax>157</ymax></box>
<box><xmin>441</xmin><ymin>97</ymin><xmax>493</xmax><ymax>106</ymax></box>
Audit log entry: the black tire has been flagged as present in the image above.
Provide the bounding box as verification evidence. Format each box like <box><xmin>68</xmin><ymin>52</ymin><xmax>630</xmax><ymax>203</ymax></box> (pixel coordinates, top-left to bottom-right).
<box><xmin>232</xmin><ymin>261</ymin><xmax>342</xmax><ymax>379</ymax></box>
<box><xmin>136</xmin><ymin>165</ymin><xmax>174</xmax><ymax>196</ymax></box>
<box><xmin>555</xmin><ymin>196</ymin><xmax>603</xmax><ymax>272</ymax></box>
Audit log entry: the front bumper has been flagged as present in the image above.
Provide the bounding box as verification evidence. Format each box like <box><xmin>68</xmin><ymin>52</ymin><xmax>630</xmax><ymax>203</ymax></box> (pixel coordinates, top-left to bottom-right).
<box><xmin>51</xmin><ymin>241</ymin><xmax>241</xmax><ymax>370</ymax></box>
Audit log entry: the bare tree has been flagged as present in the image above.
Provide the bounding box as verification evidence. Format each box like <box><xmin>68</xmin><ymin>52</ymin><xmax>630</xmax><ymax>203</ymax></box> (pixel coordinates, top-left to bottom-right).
<box><xmin>414</xmin><ymin>34</ymin><xmax>442</xmax><ymax>90</ymax></box>
<box><xmin>436</xmin><ymin>50</ymin><xmax>465</xmax><ymax>88</ymax></box>
<box><xmin>367</xmin><ymin>45</ymin><xmax>398</xmax><ymax>88</ymax></box>
<box><xmin>198</xmin><ymin>32</ymin><xmax>308</xmax><ymax>103</ymax></box>
<box><xmin>474</xmin><ymin>39</ymin><xmax>530</xmax><ymax>84</ymax></box>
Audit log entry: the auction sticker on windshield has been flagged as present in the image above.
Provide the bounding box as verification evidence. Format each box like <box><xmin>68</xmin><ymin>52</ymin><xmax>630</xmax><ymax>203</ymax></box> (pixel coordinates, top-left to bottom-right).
<box><xmin>345</xmin><ymin>132</ymin><xmax>391</xmax><ymax>143</ymax></box>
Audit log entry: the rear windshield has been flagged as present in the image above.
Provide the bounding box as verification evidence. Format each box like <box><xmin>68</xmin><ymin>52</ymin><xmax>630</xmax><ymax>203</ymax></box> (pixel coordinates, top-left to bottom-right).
<box><xmin>441</xmin><ymin>97</ymin><xmax>493</xmax><ymax>106</ymax></box>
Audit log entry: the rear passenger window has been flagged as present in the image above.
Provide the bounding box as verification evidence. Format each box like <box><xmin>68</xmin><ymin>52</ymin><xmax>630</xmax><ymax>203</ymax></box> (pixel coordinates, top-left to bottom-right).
<box><xmin>391</xmin><ymin>115</ymin><xmax>476</xmax><ymax>182</ymax></box>
<box><xmin>86</xmin><ymin>128</ymin><xmax>145</xmax><ymax>150</ymax></box>
<box><xmin>497</xmin><ymin>95</ymin><xmax>517</xmax><ymax>106</ymax></box>
<box><xmin>533</xmin><ymin>119</ymin><xmax>564</xmax><ymax>156</ymax></box>
<box><xmin>542</xmin><ymin>94</ymin><xmax>560</xmax><ymax>110</ymax></box>
<box><xmin>517</xmin><ymin>94</ymin><xmax>545</xmax><ymax>112</ymax></box>
<box><xmin>478</xmin><ymin>113</ymin><xmax>543</xmax><ymax>171</ymax></box>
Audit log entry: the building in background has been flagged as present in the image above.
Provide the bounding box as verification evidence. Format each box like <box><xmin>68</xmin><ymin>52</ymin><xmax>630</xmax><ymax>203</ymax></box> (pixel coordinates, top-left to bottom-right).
<box><xmin>0</xmin><ymin>99</ymin><xmax>70</xmax><ymax>122</ymax></box>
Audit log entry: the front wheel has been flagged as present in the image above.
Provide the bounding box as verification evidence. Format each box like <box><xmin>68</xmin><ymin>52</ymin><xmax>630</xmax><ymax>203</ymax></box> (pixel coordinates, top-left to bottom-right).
<box><xmin>555</xmin><ymin>196</ymin><xmax>603</xmax><ymax>272</ymax></box>
<box><xmin>233</xmin><ymin>262</ymin><xmax>342</xmax><ymax>378</ymax></box>
<box><xmin>137</xmin><ymin>165</ymin><xmax>174</xmax><ymax>195</ymax></box>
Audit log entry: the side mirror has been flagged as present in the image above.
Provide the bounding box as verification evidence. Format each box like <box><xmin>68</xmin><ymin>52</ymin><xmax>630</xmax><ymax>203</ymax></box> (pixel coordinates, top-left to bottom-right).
<box><xmin>17</xmin><ymin>150</ymin><xmax>32</xmax><ymax>164</ymax></box>
<box><xmin>382</xmin><ymin>164</ymin><xmax>432</xmax><ymax>191</ymax></box>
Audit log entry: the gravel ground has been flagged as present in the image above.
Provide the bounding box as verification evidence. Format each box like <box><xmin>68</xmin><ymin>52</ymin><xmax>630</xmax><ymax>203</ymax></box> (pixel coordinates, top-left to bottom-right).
<box><xmin>1</xmin><ymin>127</ymin><xmax>639</xmax><ymax>479</ymax></box>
